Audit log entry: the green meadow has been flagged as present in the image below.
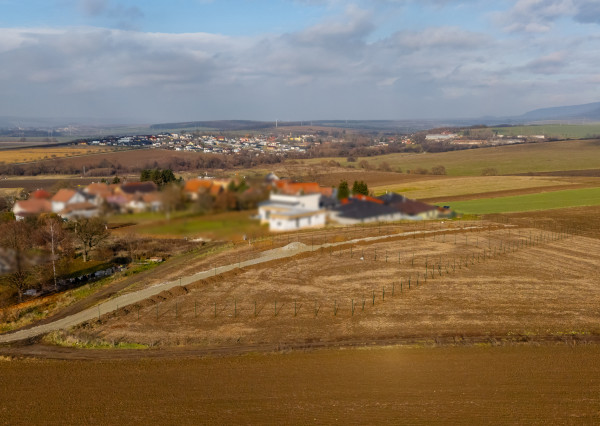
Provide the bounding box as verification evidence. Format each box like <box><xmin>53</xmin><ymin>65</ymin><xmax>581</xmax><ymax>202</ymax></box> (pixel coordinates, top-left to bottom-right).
<box><xmin>303</xmin><ymin>140</ymin><xmax>600</xmax><ymax>176</ymax></box>
<box><xmin>493</xmin><ymin>124</ymin><xmax>600</xmax><ymax>139</ymax></box>
<box><xmin>441</xmin><ymin>187</ymin><xmax>600</xmax><ymax>215</ymax></box>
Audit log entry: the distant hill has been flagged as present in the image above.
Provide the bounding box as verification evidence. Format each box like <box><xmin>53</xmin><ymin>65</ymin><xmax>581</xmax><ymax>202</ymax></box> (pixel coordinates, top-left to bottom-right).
<box><xmin>519</xmin><ymin>102</ymin><xmax>600</xmax><ymax>122</ymax></box>
<box><xmin>149</xmin><ymin>120</ymin><xmax>274</xmax><ymax>131</ymax></box>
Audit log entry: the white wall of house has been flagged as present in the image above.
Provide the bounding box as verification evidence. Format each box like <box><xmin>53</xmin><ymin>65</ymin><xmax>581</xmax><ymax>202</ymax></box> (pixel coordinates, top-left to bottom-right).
<box><xmin>269</xmin><ymin>212</ymin><xmax>326</xmax><ymax>232</ymax></box>
<box><xmin>52</xmin><ymin>192</ymin><xmax>86</xmax><ymax>213</ymax></box>
<box><xmin>62</xmin><ymin>208</ymin><xmax>99</xmax><ymax>220</ymax></box>
<box><xmin>270</xmin><ymin>193</ymin><xmax>320</xmax><ymax>210</ymax></box>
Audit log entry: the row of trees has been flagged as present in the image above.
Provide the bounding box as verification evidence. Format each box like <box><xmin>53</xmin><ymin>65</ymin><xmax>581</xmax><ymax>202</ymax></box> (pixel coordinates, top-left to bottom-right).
<box><xmin>337</xmin><ymin>180</ymin><xmax>370</xmax><ymax>200</ymax></box>
<box><xmin>0</xmin><ymin>216</ymin><xmax>109</xmax><ymax>302</ymax></box>
<box><xmin>140</xmin><ymin>168</ymin><xmax>179</xmax><ymax>187</ymax></box>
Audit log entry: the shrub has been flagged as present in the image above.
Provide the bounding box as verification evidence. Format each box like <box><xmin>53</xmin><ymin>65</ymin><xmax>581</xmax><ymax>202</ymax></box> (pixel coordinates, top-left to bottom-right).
<box><xmin>431</xmin><ymin>165</ymin><xmax>447</xmax><ymax>175</ymax></box>
<box><xmin>481</xmin><ymin>167</ymin><xmax>499</xmax><ymax>176</ymax></box>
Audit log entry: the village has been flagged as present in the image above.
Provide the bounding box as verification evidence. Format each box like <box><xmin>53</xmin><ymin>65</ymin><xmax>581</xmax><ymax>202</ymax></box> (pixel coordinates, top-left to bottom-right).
<box><xmin>10</xmin><ymin>172</ymin><xmax>449</xmax><ymax>231</ymax></box>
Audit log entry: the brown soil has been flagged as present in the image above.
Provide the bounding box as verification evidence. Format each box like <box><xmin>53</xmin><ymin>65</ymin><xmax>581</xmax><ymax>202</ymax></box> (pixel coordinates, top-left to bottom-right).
<box><xmin>0</xmin><ymin>177</ymin><xmax>102</xmax><ymax>191</ymax></box>
<box><xmin>1</xmin><ymin>345</ymin><xmax>600</xmax><ymax>424</ymax></box>
<box><xmin>516</xmin><ymin>168</ymin><xmax>600</xmax><ymax>177</ymax></box>
<box><xmin>63</xmin><ymin>224</ymin><xmax>600</xmax><ymax>350</ymax></box>
<box><xmin>315</xmin><ymin>170</ymin><xmax>444</xmax><ymax>188</ymax></box>
<box><xmin>487</xmin><ymin>205</ymin><xmax>600</xmax><ymax>239</ymax></box>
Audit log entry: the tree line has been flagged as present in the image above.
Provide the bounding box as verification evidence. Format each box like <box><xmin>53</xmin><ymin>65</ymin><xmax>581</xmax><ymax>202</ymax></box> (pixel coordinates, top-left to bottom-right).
<box><xmin>0</xmin><ymin>216</ymin><xmax>109</xmax><ymax>302</ymax></box>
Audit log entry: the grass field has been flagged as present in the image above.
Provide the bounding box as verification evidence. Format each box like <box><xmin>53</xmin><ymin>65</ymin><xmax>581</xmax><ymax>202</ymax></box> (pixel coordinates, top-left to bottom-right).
<box><xmin>300</xmin><ymin>140</ymin><xmax>600</xmax><ymax>176</ymax></box>
<box><xmin>494</xmin><ymin>123</ymin><xmax>600</xmax><ymax>139</ymax></box>
<box><xmin>0</xmin><ymin>146</ymin><xmax>114</xmax><ymax>164</ymax></box>
<box><xmin>442</xmin><ymin>187</ymin><xmax>600</xmax><ymax>214</ymax></box>
<box><xmin>132</xmin><ymin>210</ymin><xmax>268</xmax><ymax>240</ymax></box>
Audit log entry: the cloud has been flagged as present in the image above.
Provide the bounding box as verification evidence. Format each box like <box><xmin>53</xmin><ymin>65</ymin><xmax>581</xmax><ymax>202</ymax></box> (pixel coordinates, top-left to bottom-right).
<box><xmin>521</xmin><ymin>51</ymin><xmax>568</xmax><ymax>74</ymax></box>
<box><xmin>80</xmin><ymin>0</ymin><xmax>108</xmax><ymax>16</ymax></box>
<box><xmin>495</xmin><ymin>0</ymin><xmax>600</xmax><ymax>32</ymax></box>
<box><xmin>573</xmin><ymin>1</ymin><xmax>600</xmax><ymax>24</ymax></box>
<box><xmin>1</xmin><ymin>2</ymin><xmax>600</xmax><ymax>121</ymax></box>
<box><xmin>76</xmin><ymin>0</ymin><xmax>144</xmax><ymax>29</ymax></box>
<box><xmin>383</xmin><ymin>26</ymin><xmax>491</xmax><ymax>52</ymax></box>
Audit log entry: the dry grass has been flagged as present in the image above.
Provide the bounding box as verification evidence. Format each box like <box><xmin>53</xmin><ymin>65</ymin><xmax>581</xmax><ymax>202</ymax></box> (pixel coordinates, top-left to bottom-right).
<box><xmin>371</xmin><ymin>175</ymin><xmax>598</xmax><ymax>200</ymax></box>
<box><xmin>70</xmin><ymin>223</ymin><xmax>600</xmax><ymax>348</ymax></box>
<box><xmin>0</xmin><ymin>146</ymin><xmax>112</xmax><ymax>164</ymax></box>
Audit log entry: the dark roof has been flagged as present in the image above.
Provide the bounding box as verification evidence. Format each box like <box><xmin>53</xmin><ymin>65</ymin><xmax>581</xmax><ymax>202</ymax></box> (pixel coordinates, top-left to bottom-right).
<box><xmin>335</xmin><ymin>192</ymin><xmax>437</xmax><ymax>219</ymax></box>
<box><xmin>120</xmin><ymin>182</ymin><xmax>157</xmax><ymax>194</ymax></box>
<box><xmin>394</xmin><ymin>198</ymin><xmax>437</xmax><ymax>215</ymax></box>
<box><xmin>377</xmin><ymin>193</ymin><xmax>406</xmax><ymax>204</ymax></box>
<box><xmin>378</xmin><ymin>192</ymin><xmax>436</xmax><ymax>215</ymax></box>
<box><xmin>334</xmin><ymin>199</ymin><xmax>399</xmax><ymax>220</ymax></box>
<box><xmin>319</xmin><ymin>195</ymin><xmax>339</xmax><ymax>209</ymax></box>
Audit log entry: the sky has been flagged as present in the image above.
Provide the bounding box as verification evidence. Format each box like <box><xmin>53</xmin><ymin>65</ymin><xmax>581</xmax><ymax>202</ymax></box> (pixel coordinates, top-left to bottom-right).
<box><xmin>2</xmin><ymin>0</ymin><xmax>600</xmax><ymax>124</ymax></box>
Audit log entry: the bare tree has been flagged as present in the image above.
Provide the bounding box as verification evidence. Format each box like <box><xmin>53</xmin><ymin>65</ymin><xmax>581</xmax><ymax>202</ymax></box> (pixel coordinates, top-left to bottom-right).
<box><xmin>161</xmin><ymin>183</ymin><xmax>184</xmax><ymax>221</ymax></box>
<box><xmin>69</xmin><ymin>217</ymin><xmax>109</xmax><ymax>262</ymax></box>
<box><xmin>0</xmin><ymin>221</ymin><xmax>36</xmax><ymax>302</ymax></box>
<box><xmin>38</xmin><ymin>216</ymin><xmax>71</xmax><ymax>290</ymax></box>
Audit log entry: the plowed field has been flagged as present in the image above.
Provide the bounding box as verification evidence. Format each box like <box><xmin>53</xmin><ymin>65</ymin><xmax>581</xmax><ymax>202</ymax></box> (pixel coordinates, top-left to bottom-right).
<box><xmin>1</xmin><ymin>345</ymin><xmax>600</xmax><ymax>424</ymax></box>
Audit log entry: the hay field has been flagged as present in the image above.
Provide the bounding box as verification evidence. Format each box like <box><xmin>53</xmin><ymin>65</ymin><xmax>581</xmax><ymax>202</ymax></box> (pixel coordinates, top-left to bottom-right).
<box><xmin>0</xmin><ymin>146</ymin><xmax>112</xmax><ymax>164</ymax></box>
<box><xmin>65</xmin><ymin>221</ymin><xmax>600</xmax><ymax>348</ymax></box>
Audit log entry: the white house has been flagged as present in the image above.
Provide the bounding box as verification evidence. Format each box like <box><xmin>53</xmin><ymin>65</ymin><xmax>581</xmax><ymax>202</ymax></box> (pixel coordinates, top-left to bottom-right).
<box><xmin>51</xmin><ymin>189</ymin><xmax>87</xmax><ymax>214</ymax></box>
<box><xmin>258</xmin><ymin>193</ymin><xmax>326</xmax><ymax>232</ymax></box>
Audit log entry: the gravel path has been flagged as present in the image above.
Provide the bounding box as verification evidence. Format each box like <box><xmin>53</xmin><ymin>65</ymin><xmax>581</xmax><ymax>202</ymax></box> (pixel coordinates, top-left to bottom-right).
<box><xmin>0</xmin><ymin>226</ymin><xmax>482</xmax><ymax>344</ymax></box>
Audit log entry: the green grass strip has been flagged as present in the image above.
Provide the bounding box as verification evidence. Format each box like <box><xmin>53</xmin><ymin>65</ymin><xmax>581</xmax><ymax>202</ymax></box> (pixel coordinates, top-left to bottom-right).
<box><xmin>440</xmin><ymin>187</ymin><xmax>600</xmax><ymax>214</ymax></box>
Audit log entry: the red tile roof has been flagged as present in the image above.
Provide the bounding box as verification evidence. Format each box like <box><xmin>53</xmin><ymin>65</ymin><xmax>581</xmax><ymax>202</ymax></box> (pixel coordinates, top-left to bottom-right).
<box><xmin>184</xmin><ymin>179</ymin><xmax>213</xmax><ymax>193</ymax></box>
<box><xmin>14</xmin><ymin>199</ymin><xmax>52</xmax><ymax>214</ymax></box>
<box><xmin>275</xmin><ymin>180</ymin><xmax>331</xmax><ymax>196</ymax></box>
<box><xmin>31</xmin><ymin>189</ymin><xmax>51</xmax><ymax>199</ymax></box>
<box><xmin>52</xmin><ymin>189</ymin><xmax>76</xmax><ymax>203</ymax></box>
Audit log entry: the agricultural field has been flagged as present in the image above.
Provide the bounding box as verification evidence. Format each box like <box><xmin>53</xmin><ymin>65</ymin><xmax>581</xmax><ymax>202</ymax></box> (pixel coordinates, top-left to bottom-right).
<box><xmin>1</xmin><ymin>345</ymin><xmax>600</xmax><ymax>424</ymax></box>
<box><xmin>441</xmin><ymin>187</ymin><xmax>600</xmax><ymax>214</ymax></box>
<box><xmin>1</xmin><ymin>134</ymin><xmax>600</xmax><ymax>423</ymax></box>
<box><xmin>55</xmin><ymin>219</ymin><xmax>599</xmax><ymax>349</ymax></box>
<box><xmin>493</xmin><ymin>123</ymin><xmax>600</xmax><ymax>139</ymax></box>
<box><xmin>0</xmin><ymin>176</ymin><xmax>113</xmax><ymax>192</ymax></box>
<box><xmin>0</xmin><ymin>146</ymin><xmax>115</xmax><ymax>164</ymax></box>
<box><xmin>371</xmin><ymin>175</ymin><xmax>598</xmax><ymax>201</ymax></box>
<box><xmin>300</xmin><ymin>139</ymin><xmax>600</xmax><ymax>176</ymax></box>
<box><xmin>108</xmin><ymin>210</ymin><xmax>269</xmax><ymax>241</ymax></box>
<box><xmin>0</xmin><ymin>137</ymin><xmax>74</xmax><ymax>149</ymax></box>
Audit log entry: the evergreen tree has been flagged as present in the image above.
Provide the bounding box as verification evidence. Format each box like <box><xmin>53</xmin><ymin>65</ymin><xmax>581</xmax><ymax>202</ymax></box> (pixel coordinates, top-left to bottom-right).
<box><xmin>352</xmin><ymin>180</ymin><xmax>369</xmax><ymax>196</ymax></box>
<box><xmin>338</xmin><ymin>180</ymin><xmax>350</xmax><ymax>200</ymax></box>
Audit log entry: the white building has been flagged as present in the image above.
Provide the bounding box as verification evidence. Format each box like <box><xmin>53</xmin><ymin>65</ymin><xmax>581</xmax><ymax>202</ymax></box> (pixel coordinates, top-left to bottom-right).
<box><xmin>258</xmin><ymin>193</ymin><xmax>326</xmax><ymax>232</ymax></box>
